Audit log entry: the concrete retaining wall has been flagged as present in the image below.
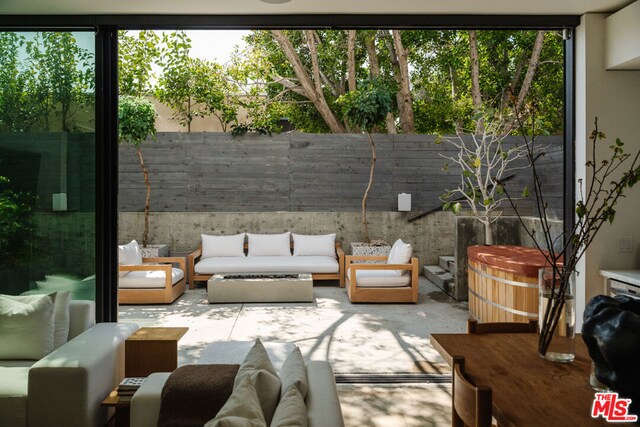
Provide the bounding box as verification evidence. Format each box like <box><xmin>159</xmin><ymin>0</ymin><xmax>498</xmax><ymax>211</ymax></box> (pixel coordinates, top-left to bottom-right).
<box><xmin>118</xmin><ymin>210</ymin><xmax>456</xmax><ymax>267</ymax></box>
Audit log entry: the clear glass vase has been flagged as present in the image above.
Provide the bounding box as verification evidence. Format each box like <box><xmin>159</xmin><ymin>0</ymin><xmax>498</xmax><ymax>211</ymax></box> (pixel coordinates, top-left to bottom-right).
<box><xmin>538</xmin><ymin>267</ymin><xmax>576</xmax><ymax>363</ymax></box>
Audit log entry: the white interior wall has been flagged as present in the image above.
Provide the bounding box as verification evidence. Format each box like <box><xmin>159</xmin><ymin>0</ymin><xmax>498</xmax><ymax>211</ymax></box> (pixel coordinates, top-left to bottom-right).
<box><xmin>575</xmin><ymin>13</ymin><xmax>640</xmax><ymax>329</ymax></box>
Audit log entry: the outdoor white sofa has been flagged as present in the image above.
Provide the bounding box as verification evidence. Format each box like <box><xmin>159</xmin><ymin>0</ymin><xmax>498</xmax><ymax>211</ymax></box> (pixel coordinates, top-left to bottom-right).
<box><xmin>189</xmin><ymin>232</ymin><xmax>345</xmax><ymax>288</ymax></box>
<box><xmin>345</xmin><ymin>239</ymin><xmax>419</xmax><ymax>303</ymax></box>
<box><xmin>130</xmin><ymin>341</ymin><xmax>345</xmax><ymax>427</ymax></box>
<box><xmin>118</xmin><ymin>240</ymin><xmax>187</xmax><ymax>304</ymax></box>
<box><xmin>0</xmin><ymin>299</ymin><xmax>139</xmax><ymax>427</ymax></box>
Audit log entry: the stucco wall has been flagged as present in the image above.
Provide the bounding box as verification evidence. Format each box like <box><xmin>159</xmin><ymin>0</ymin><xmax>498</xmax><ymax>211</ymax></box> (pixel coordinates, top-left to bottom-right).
<box><xmin>575</xmin><ymin>13</ymin><xmax>640</xmax><ymax>328</ymax></box>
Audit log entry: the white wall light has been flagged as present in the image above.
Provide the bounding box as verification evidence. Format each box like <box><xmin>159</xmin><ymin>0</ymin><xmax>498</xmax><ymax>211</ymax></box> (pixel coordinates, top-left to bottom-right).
<box><xmin>398</xmin><ymin>193</ymin><xmax>411</xmax><ymax>212</ymax></box>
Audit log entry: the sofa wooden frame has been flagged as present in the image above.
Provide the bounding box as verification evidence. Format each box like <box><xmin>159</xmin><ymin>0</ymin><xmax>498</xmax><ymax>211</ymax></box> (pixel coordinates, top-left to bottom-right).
<box><xmin>345</xmin><ymin>255</ymin><xmax>419</xmax><ymax>303</ymax></box>
<box><xmin>188</xmin><ymin>242</ymin><xmax>345</xmax><ymax>289</ymax></box>
<box><xmin>119</xmin><ymin>257</ymin><xmax>187</xmax><ymax>304</ymax></box>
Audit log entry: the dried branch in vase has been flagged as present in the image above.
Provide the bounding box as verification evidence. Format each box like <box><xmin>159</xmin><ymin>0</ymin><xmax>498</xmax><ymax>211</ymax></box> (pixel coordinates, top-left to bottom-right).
<box><xmin>500</xmin><ymin>112</ymin><xmax>640</xmax><ymax>356</ymax></box>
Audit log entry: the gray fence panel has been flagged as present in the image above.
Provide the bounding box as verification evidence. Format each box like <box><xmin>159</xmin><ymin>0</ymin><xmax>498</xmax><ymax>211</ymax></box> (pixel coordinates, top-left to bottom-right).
<box><xmin>118</xmin><ymin>132</ymin><xmax>564</xmax><ymax>216</ymax></box>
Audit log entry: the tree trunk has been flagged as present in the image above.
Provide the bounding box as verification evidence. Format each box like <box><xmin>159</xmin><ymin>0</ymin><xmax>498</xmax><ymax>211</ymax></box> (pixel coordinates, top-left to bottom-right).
<box><xmin>362</xmin><ymin>133</ymin><xmax>376</xmax><ymax>243</ymax></box>
<box><xmin>484</xmin><ymin>221</ymin><xmax>494</xmax><ymax>245</ymax></box>
<box><xmin>347</xmin><ymin>30</ymin><xmax>357</xmax><ymax>93</ymax></box>
<box><xmin>515</xmin><ymin>31</ymin><xmax>546</xmax><ymax>113</ymax></box>
<box><xmin>366</xmin><ymin>33</ymin><xmax>396</xmax><ymax>133</ymax></box>
<box><xmin>469</xmin><ymin>30</ymin><xmax>483</xmax><ymax>134</ymax></box>
<box><xmin>271</xmin><ymin>30</ymin><xmax>346</xmax><ymax>133</ymax></box>
<box><xmin>136</xmin><ymin>147</ymin><xmax>151</xmax><ymax>247</ymax></box>
<box><xmin>391</xmin><ymin>30</ymin><xmax>415</xmax><ymax>133</ymax></box>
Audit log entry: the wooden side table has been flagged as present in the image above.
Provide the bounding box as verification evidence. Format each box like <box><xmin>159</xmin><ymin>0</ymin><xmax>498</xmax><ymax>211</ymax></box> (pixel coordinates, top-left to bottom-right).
<box><xmin>125</xmin><ymin>327</ymin><xmax>188</xmax><ymax>377</ymax></box>
<box><xmin>102</xmin><ymin>390</ymin><xmax>132</xmax><ymax>427</ymax></box>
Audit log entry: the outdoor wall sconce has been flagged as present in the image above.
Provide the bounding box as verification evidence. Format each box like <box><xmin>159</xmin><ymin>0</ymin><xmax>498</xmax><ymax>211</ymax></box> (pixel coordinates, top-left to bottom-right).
<box><xmin>398</xmin><ymin>193</ymin><xmax>411</xmax><ymax>212</ymax></box>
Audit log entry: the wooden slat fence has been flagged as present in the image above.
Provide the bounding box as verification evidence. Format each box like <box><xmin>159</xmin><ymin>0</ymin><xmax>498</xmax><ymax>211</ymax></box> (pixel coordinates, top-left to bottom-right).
<box><xmin>118</xmin><ymin>132</ymin><xmax>563</xmax><ymax>216</ymax></box>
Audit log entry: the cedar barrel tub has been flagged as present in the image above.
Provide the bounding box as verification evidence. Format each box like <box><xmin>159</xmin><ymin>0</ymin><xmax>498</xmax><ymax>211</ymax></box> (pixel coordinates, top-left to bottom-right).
<box><xmin>467</xmin><ymin>245</ymin><xmax>552</xmax><ymax>323</ymax></box>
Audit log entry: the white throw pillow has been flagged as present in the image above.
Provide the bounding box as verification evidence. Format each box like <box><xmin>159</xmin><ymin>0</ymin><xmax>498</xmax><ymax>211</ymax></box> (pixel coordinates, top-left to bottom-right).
<box><xmin>247</xmin><ymin>233</ymin><xmax>291</xmax><ymax>257</ymax></box>
<box><xmin>52</xmin><ymin>291</ymin><xmax>71</xmax><ymax>349</ymax></box>
<box><xmin>205</xmin><ymin>376</ymin><xmax>267</xmax><ymax>427</ymax></box>
<box><xmin>118</xmin><ymin>240</ymin><xmax>143</xmax><ymax>265</ymax></box>
<box><xmin>387</xmin><ymin>239</ymin><xmax>413</xmax><ymax>274</ymax></box>
<box><xmin>202</xmin><ymin>233</ymin><xmax>246</xmax><ymax>258</ymax></box>
<box><xmin>292</xmin><ymin>233</ymin><xmax>336</xmax><ymax>258</ymax></box>
<box><xmin>0</xmin><ymin>294</ymin><xmax>55</xmax><ymax>359</ymax></box>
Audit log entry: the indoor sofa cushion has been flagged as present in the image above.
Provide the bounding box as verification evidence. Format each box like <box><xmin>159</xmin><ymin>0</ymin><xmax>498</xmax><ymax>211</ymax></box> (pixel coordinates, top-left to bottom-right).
<box><xmin>270</xmin><ymin>384</ymin><xmax>307</xmax><ymax>427</ymax></box>
<box><xmin>205</xmin><ymin>376</ymin><xmax>267</xmax><ymax>427</ymax></box>
<box><xmin>278</xmin><ymin>347</ymin><xmax>308</xmax><ymax>399</ymax></box>
<box><xmin>292</xmin><ymin>233</ymin><xmax>336</xmax><ymax>258</ymax></box>
<box><xmin>52</xmin><ymin>290</ymin><xmax>71</xmax><ymax>349</ymax></box>
<box><xmin>0</xmin><ymin>294</ymin><xmax>55</xmax><ymax>359</ymax></box>
<box><xmin>346</xmin><ymin>268</ymin><xmax>411</xmax><ymax>288</ymax></box>
<box><xmin>119</xmin><ymin>268</ymin><xmax>185</xmax><ymax>289</ymax></box>
<box><xmin>234</xmin><ymin>339</ymin><xmax>281</xmax><ymax>425</ymax></box>
<box><xmin>0</xmin><ymin>366</ymin><xmax>29</xmax><ymax>427</ymax></box>
<box><xmin>202</xmin><ymin>233</ymin><xmax>246</xmax><ymax>258</ymax></box>
<box><xmin>247</xmin><ymin>233</ymin><xmax>291</xmax><ymax>257</ymax></box>
<box><xmin>194</xmin><ymin>256</ymin><xmax>339</xmax><ymax>275</ymax></box>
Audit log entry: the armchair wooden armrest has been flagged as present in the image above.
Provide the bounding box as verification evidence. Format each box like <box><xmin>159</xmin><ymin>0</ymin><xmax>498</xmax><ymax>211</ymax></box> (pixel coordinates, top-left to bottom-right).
<box><xmin>187</xmin><ymin>246</ymin><xmax>202</xmax><ymax>290</ymax></box>
<box><xmin>143</xmin><ymin>256</ymin><xmax>186</xmax><ymax>272</ymax></box>
<box><xmin>350</xmin><ymin>263</ymin><xmax>414</xmax><ymax>271</ymax></box>
<box><xmin>335</xmin><ymin>243</ymin><xmax>345</xmax><ymax>287</ymax></box>
<box><xmin>119</xmin><ymin>264</ymin><xmax>173</xmax><ymax>274</ymax></box>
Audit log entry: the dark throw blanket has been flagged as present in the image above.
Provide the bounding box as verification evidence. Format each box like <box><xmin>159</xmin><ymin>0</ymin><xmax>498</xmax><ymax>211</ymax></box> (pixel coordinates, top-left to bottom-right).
<box><xmin>157</xmin><ymin>364</ymin><xmax>241</xmax><ymax>427</ymax></box>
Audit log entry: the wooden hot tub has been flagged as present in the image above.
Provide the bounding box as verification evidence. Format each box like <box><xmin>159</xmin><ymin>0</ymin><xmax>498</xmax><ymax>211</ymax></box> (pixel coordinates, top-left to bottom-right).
<box><xmin>467</xmin><ymin>245</ymin><xmax>551</xmax><ymax>323</ymax></box>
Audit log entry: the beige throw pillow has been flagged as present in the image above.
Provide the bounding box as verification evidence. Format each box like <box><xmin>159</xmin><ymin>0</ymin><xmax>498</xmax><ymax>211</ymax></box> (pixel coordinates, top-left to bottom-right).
<box><xmin>0</xmin><ymin>294</ymin><xmax>55</xmax><ymax>359</ymax></box>
<box><xmin>279</xmin><ymin>347</ymin><xmax>308</xmax><ymax>398</ymax></box>
<box><xmin>205</xmin><ymin>376</ymin><xmax>267</xmax><ymax>427</ymax></box>
<box><xmin>52</xmin><ymin>291</ymin><xmax>71</xmax><ymax>349</ymax></box>
<box><xmin>234</xmin><ymin>339</ymin><xmax>282</xmax><ymax>425</ymax></box>
<box><xmin>271</xmin><ymin>384</ymin><xmax>308</xmax><ymax>427</ymax></box>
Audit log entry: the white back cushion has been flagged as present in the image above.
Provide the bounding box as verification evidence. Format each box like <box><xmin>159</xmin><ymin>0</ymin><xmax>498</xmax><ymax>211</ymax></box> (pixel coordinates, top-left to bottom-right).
<box><xmin>387</xmin><ymin>239</ymin><xmax>413</xmax><ymax>274</ymax></box>
<box><xmin>247</xmin><ymin>232</ymin><xmax>291</xmax><ymax>257</ymax></box>
<box><xmin>0</xmin><ymin>294</ymin><xmax>55</xmax><ymax>359</ymax></box>
<box><xmin>118</xmin><ymin>240</ymin><xmax>143</xmax><ymax>265</ymax></box>
<box><xmin>201</xmin><ymin>233</ymin><xmax>246</xmax><ymax>258</ymax></box>
<box><xmin>52</xmin><ymin>291</ymin><xmax>71</xmax><ymax>349</ymax></box>
<box><xmin>292</xmin><ymin>233</ymin><xmax>336</xmax><ymax>258</ymax></box>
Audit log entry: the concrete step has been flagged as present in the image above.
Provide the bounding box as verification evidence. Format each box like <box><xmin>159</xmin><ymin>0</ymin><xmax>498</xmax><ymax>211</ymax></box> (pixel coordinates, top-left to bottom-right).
<box><xmin>423</xmin><ymin>265</ymin><xmax>454</xmax><ymax>290</ymax></box>
<box><xmin>438</xmin><ymin>255</ymin><xmax>456</xmax><ymax>273</ymax></box>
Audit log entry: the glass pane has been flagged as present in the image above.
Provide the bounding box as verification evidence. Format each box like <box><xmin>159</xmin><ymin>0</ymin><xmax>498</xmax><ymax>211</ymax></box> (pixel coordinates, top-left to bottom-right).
<box><xmin>0</xmin><ymin>31</ymin><xmax>96</xmax><ymax>300</ymax></box>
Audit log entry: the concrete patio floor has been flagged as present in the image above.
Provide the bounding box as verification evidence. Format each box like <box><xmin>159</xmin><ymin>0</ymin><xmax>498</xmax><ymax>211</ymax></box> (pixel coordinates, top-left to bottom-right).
<box><xmin>118</xmin><ymin>277</ymin><xmax>468</xmax><ymax>426</ymax></box>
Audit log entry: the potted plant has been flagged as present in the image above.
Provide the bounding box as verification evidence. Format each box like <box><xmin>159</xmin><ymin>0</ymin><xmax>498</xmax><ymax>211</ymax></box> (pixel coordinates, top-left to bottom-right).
<box><xmin>337</xmin><ymin>78</ymin><xmax>393</xmax><ymax>256</ymax></box>
<box><xmin>0</xmin><ymin>175</ymin><xmax>37</xmax><ymax>294</ymax></box>
<box><xmin>502</xmin><ymin>116</ymin><xmax>640</xmax><ymax>362</ymax></box>
<box><xmin>118</xmin><ymin>96</ymin><xmax>168</xmax><ymax>257</ymax></box>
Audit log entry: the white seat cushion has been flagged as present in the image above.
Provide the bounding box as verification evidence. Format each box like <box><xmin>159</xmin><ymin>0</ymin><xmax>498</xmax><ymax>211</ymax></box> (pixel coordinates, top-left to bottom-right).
<box><xmin>118</xmin><ymin>268</ymin><xmax>185</xmax><ymax>289</ymax></box>
<box><xmin>0</xmin><ymin>367</ymin><xmax>29</xmax><ymax>427</ymax></box>
<box><xmin>195</xmin><ymin>256</ymin><xmax>339</xmax><ymax>274</ymax></box>
<box><xmin>346</xmin><ymin>268</ymin><xmax>411</xmax><ymax>288</ymax></box>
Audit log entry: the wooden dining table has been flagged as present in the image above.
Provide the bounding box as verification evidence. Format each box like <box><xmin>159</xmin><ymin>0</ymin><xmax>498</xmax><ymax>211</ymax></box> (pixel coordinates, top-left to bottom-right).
<box><xmin>430</xmin><ymin>333</ymin><xmax>607</xmax><ymax>426</ymax></box>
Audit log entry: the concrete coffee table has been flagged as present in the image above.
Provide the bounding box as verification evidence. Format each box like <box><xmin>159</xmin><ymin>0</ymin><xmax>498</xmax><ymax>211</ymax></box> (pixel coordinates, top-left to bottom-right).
<box><xmin>207</xmin><ymin>273</ymin><xmax>313</xmax><ymax>303</ymax></box>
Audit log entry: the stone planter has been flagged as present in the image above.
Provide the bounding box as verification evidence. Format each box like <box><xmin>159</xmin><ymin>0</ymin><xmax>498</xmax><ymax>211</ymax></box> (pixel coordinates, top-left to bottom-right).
<box><xmin>140</xmin><ymin>244</ymin><xmax>170</xmax><ymax>258</ymax></box>
<box><xmin>350</xmin><ymin>242</ymin><xmax>391</xmax><ymax>264</ymax></box>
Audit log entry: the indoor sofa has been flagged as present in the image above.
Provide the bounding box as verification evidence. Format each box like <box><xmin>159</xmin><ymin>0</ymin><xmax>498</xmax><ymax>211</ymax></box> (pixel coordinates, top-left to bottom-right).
<box><xmin>188</xmin><ymin>232</ymin><xmax>345</xmax><ymax>288</ymax></box>
<box><xmin>0</xmin><ymin>298</ymin><xmax>139</xmax><ymax>427</ymax></box>
<box><xmin>130</xmin><ymin>340</ymin><xmax>345</xmax><ymax>427</ymax></box>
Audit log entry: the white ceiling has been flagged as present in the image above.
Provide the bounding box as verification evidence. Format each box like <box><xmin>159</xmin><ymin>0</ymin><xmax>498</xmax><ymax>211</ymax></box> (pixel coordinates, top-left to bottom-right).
<box><xmin>0</xmin><ymin>0</ymin><xmax>635</xmax><ymax>15</ymax></box>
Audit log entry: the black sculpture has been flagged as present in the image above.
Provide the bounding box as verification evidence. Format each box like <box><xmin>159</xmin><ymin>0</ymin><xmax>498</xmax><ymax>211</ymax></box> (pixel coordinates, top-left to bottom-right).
<box><xmin>582</xmin><ymin>294</ymin><xmax>640</xmax><ymax>417</ymax></box>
